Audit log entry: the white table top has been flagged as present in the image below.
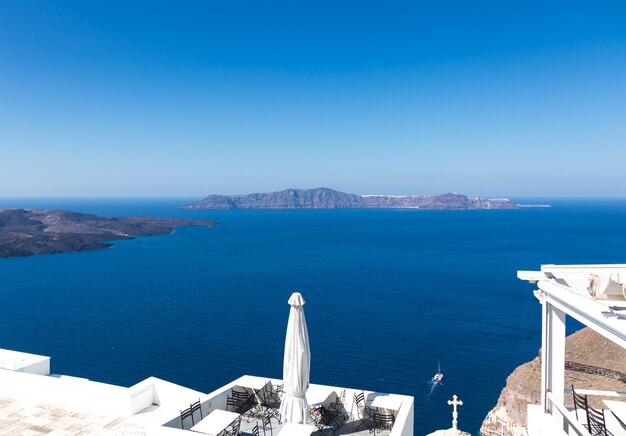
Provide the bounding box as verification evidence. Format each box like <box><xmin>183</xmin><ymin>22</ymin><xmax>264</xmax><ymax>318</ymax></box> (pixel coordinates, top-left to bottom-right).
<box><xmin>305</xmin><ymin>385</ymin><xmax>336</xmax><ymax>406</ymax></box>
<box><xmin>236</xmin><ymin>375</ymin><xmax>271</xmax><ymax>391</ymax></box>
<box><xmin>371</xmin><ymin>393</ymin><xmax>403</xmax><ymax>411</ymax></box>
<box><xmin>277</xmin><ymin>422</ymin><xmax>317</xmax><ymax>435</ymax></box>
<box><xmin>190</xmin><ymin>409</ymin><xmax>240</xmax><ymax>435</ymax></box>
<box><xmin>603</xmin><ymin>400</ymin><xmax>626</xmax><ymax>425</ymax></box>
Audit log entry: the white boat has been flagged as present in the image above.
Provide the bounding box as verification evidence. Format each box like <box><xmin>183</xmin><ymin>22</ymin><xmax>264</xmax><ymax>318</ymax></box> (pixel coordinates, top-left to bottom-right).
<box><xmin>432</xmin><ymin>361</ymin><xmax>443</xmax><ymax>383</ymax></box>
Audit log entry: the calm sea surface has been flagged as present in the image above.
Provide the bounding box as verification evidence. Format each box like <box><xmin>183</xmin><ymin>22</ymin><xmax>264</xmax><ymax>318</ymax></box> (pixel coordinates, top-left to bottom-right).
<box><xmin>2</xmin><ymin>199</ymin><xmax>626</xmax><ymax>434</ymax></box>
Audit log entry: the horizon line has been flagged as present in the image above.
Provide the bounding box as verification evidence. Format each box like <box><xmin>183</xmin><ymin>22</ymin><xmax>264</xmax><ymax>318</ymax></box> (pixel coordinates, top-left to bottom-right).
<box><xmin>2</xmin><ymin>194</ymin><xmax>626</xmax><ymax>200</ymax></box>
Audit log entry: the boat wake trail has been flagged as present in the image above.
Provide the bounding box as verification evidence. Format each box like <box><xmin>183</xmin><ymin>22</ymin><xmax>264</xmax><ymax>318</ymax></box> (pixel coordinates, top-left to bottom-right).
<box><xmin>427</xmin><ymin>378</ymin><xmax>443</xmax><ymax>397</ymax></box>
<box><xmin>427</xmin><ymin>360</ymin><xmax>443</xmax><ymax>398</ymax></box>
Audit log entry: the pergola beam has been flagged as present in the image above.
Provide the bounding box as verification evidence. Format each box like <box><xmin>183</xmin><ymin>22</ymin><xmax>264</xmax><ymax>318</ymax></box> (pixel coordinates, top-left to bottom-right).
<box><xmin>538</xmin><ymin>281</ymin><xmax>626</xmax><ymax>349</ymax></box>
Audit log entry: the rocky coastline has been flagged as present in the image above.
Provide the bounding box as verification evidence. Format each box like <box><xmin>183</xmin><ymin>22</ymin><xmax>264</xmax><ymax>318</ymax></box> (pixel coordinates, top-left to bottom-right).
<box><xmin>0</xmin><ymin>208</ymin><xmax>221</xmax><ymax>258</ymax></box>
<box><xmin>480</xmin><ymin>327</ymin><xmax>626</xmax><ymax>435</ymax></box>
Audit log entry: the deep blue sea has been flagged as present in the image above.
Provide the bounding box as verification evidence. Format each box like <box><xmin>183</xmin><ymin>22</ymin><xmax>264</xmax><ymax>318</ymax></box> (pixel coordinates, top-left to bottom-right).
<box><xmin>2</xmin><ymin>198</ymin><xmax>626</xmax><ymax>435</ymax></box>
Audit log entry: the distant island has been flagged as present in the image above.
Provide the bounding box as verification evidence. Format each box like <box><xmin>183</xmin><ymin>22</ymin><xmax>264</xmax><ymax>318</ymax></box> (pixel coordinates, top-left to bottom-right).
<box><xmin>0</xmin><ymin>208</ymin><xmax>221</xmax><ymax>258</ymax></box>
<box><xmin>184</xmin><ymin>187</ymin><xmax>545</xmax><ymax>210</ymax></box>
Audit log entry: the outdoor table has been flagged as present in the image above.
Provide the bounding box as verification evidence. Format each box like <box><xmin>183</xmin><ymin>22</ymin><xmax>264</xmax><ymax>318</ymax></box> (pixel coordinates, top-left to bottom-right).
<box><xmin>237</xmin><ymin>375</ymin><xmax>270</xmax><ymax>391</ymax></box>
<box><xmin>371</xmin><ymin>393</ymin><xmax>403</xmax><ymax>414</ymax></box>
<box><xmin>236</xmin><ymin>376</ymin><xmax>272</xmax><ymax>399</ymax></box>
<box><xmin>277</xmin><ymin>422</ymin><xmax>317</xmax><ymax>435</ymax></box>
<box><xmin>190</xmin><ymin>409</ymin><xmax>240</xmax><ymax>435</ymax></box>
<box><xmin>603</xmin><ymin>400</ymin><xmax>626</xmax><ymax>427</ymax></box>
<box><xmin>305</xmin><ymin>385</ymin><xmax>336</xmax><ymax>407</ymax></box>
<box><xmin>235</xmin><ymin>376</ymin><xmax>274</xmax><ymax>412</ymax></box>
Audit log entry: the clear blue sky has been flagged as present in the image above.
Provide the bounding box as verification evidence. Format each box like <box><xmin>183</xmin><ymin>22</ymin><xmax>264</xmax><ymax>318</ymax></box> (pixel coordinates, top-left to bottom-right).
<box><xmin>1</xmin><ymin>1</ymin><xmax>625</xmax><ymax>198</ymax></box>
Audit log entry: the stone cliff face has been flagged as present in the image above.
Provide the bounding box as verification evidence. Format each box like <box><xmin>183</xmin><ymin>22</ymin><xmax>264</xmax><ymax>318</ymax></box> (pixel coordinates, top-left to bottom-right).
<box><xmin>480</xmin><ymin>327</ymin><xmax>626</xmax><ymax>435</ymax></box>
<box><xmin>184</xmin><ymin>188</ymin><xmax>520</xmax><ymax>210</ymax></box>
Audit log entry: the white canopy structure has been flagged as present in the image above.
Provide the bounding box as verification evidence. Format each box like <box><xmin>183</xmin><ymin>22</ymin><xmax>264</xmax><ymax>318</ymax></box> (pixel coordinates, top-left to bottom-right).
<box><xmin>519</xmin><ymin>264</ymin><xmax>626</xmax><ymax>436</ymax></box>
<box><xmin>279</xmin><ymin>292</ymin><xmax>311</xmax><ymax>424</ymax></box>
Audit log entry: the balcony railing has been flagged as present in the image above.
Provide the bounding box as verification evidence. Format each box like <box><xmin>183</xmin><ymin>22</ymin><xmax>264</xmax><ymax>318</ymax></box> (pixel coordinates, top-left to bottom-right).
<box><xmin>542</xmin><ymin>388</ymin><xmax>626</xmax><ymax>436</ymax></box>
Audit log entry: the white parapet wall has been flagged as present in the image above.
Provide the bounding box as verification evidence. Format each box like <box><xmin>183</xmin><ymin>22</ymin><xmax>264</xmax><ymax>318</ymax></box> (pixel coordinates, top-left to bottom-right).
<box><xmin>0</xmin><ymin>348</ymin><xmax>50</xmax><ymax>375</ymax></box>
<box><xmin>0</xmin><ymin>368</ymin><xmax>206</xmax><ymax>419</ymax></box>
<box><xmin>0</xmin><ymin>369</ymin><xmax>132</xmax><ymax>416</ymax></box>
<box><xmin>390</xmin><ymin>392</ymin><xmax>414</xmax><ymax>436</ymax></box>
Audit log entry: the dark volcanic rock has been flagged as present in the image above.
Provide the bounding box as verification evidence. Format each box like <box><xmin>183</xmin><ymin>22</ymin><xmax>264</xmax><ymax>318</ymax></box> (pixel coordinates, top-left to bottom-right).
<box><xmin>0</xmin><ymin>208</ymin><xmax>220</xmax><ymax>258</ymax></box>
<box><xmin>184</xmin><ymin>188</ymin><xmax>521</xmax><ymax>210</ymax></box>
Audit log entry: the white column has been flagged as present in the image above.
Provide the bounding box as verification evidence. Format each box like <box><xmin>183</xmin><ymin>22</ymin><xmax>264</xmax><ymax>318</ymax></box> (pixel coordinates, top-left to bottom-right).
<box><xmin>540</xmin><ymin>298</ymin><xmax>547</xmax><ymax>410</ymax></box>
<box><xmin>543</xmin><ymin>301</ymin><xmax>566</xmax><ymax>415</ymax></box>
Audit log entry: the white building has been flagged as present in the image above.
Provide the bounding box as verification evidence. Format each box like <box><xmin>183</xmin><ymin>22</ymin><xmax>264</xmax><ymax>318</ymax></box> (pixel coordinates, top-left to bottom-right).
<box><xmin>518</xmin><ymin>264</ymin><xmax>626</xmax><ymax>436</ymax></box>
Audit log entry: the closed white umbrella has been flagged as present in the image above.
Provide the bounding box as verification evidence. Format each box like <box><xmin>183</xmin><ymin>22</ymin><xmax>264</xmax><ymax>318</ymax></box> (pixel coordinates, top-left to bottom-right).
<box><xmin>279</xmin><ymin>292</ymin><xmax>311</xmax><ymax>424</ymax></box>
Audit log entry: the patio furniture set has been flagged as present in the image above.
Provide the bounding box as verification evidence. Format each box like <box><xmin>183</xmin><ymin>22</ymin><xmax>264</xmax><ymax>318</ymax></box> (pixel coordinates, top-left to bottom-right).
<box><xmin>178</xmin><ymin>383</ymin><xmax>400</xmax><ymax>435</ymax></box>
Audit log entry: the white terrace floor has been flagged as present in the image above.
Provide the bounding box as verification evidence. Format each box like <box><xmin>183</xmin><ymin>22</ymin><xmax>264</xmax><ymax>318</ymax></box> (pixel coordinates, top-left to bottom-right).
<box><xmin>0</xmin><ymin>394</ymin><xmax>125</xmax><ymax>435</ymax></box>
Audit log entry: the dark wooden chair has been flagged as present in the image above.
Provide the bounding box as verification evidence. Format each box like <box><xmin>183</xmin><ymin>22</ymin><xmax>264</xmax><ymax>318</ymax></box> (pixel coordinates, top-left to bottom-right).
<box><xmin>226</xmin><ymin>396</ymin><xmax>243</xmax><ymax>413</ymax></box>
<box><xmin>251</xmin><ymin>422</ymin><xmax>260</xmax><ymax>436</ymax></box>
<box><xmin>227</xmin><ymin>389</ymin><xmax>256</xmax><ymax>417</ymax></box>
<box><xmin>588</xmin><ymin>405</ymin><xmax>614</xmax><ymax>436</ymax></box>
<box><xmin>232</xmin><ymin>389</ymin><xmax>254</xmax><ymax>405</ymax></box>
<box><xmin>259</xmin><ymin>384</ymin><xmax>282</xmax><ymax>423</ymax></box>
<box><xmin>229</xmin><ymin>416</ymin><xmax>242</xmax><ymax>436</ymax></box>
<box><xmin>261</xmin><ymin>412</ymin><xmax>273</xmax><ymax>436</ymax></box>
<box><xmin>339</xmin><ymin>388</ymin><xmax>346</xmax><ymax>405</ymax></box>
<box><xmin>180</xmin><ymin>406</ymin><xmax>194</xmax><ymax>430</ymax></box>
<box><xmin>216</xmin><ymin>415</ymin><xmax>241</xmax><ymax>436</ymax></box>
<box><xmin>572</xmin><ymin>386</ymin><xmax>614</xmax><ymax>436</ymax></box>
<box><xmin>354</xmin><ymin>391</ymin><xmax>375</xmax><ymax>430</ymax></box>
<box><xmin>190</xmin><ymin>398</ymin><xmax>203</xmax><ymax>424</ymax></box>
<box><xmin>572</xmin><ymin>385</ymin><xmax>589</xmax><ymax>423</ymax></box>
<box><xmin>326</xmin><ymin>395</ymin><xmax>346</xmax><ymax>427</ymax></box>
<box><xmin>370</xmin><ymin>410</ymin><xmax>395</xmax><ymax>434</ymax></box>
<box><xmin>310</xmin><ymin>406</ymin><xmax>335</xmax><ymax>435</ymax></box>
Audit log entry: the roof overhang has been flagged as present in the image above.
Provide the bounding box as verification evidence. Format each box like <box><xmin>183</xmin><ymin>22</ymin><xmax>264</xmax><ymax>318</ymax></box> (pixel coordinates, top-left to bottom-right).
<box><xmin>519</xmin><ymin>264</ymin><xmax>626</xmax><ymax>349</ymax></box>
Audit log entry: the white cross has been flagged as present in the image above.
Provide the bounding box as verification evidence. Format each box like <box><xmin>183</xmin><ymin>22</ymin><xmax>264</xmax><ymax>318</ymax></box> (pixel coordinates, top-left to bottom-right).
<box><xmin>447</xmin><ymin>394</ymin><xmax>463</xmax><ymax>430</ymax></box>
